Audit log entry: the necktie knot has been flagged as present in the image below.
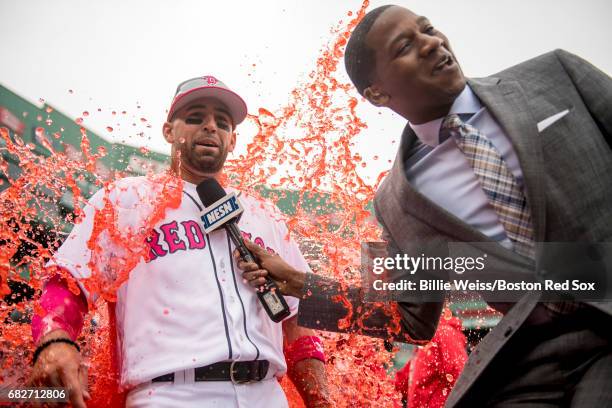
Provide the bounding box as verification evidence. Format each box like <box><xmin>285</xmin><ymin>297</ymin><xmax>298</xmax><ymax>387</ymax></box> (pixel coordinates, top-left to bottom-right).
<box><xmin>441</xmin><ymin>114</ymin><xmax>464</xmax><ymax>131</ymax></box>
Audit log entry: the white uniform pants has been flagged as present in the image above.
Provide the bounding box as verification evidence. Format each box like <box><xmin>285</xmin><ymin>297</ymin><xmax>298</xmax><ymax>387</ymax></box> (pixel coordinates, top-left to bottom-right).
<box><xmin>125</xmin><ymin>373</ymin><xmax>289</xmax><ymax>408</ymax></box>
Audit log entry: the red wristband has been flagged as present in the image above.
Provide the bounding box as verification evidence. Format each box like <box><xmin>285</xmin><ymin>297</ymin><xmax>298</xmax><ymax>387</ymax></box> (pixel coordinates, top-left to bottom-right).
<box><xmin>284</xmin><ymin>335</ymin><xmax>326</xmax><ymax>367</ymax></box>
<box><xmin>31</xmin><ymin>274</ymin><xmax>87</xmax><ymax>344</ymax></box>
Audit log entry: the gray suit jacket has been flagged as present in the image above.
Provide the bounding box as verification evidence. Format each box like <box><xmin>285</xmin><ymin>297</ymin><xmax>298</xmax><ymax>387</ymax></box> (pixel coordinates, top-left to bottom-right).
<box><xmin>298</xmin><ymin>49</ymin><xmax>612</xmax><ymax>405</ymax></box>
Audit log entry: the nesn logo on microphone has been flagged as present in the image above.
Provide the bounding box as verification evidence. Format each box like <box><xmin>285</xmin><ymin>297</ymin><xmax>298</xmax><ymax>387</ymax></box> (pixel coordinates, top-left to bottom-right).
<box><xmin>201</xmin><ymin>192</ymin><xmax>244</xmax><ymax>233</ymax></box>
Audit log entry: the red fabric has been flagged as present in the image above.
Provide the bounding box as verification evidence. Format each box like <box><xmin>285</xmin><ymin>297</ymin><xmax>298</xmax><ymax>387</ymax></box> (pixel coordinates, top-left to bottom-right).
<box><xmin>106</xmin><ymin>301</ymin><xmax>127</xmax><ymax>407</ymax></box>
<box><xmin>394</xmin><ymin>360</ymin><xmax>410</xmax><ymax>395</ymax></box>
<box><xmin>31</xmin><ymin>274</ymin><xmax>88</xmax><ymax>344</ymax></box>
<box><xmin>395</xmin><ymin>313</ymin><xmax>468</xmax><ymax>408</ymax></box>
<box><xmin>284</xmin><ymin>335</ymin><xmax>326</xmax><ymax>368</ymax></box>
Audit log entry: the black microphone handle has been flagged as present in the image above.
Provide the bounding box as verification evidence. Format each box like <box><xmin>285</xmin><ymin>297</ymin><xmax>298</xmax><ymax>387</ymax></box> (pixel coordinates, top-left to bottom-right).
<box><xmin>224</xmin><ymin>222</ymin><xmax>256</xmax><ymax>264</ymax></box>
<box><xmin>223</xmin><ymin>221</ymin><xmax>291</xmax><ymax>322</ymax></box>
<box><xmin>224</xmin><ymin>222</ymin><xmax>278</xmax><ymax>290</ymax></box>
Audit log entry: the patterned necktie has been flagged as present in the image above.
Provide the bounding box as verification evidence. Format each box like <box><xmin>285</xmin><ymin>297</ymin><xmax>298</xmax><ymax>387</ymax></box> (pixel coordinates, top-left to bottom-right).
<box><xmin>441</xmin><ymin>114</ymin><xmax>535</xmax><ymax>259</ymax></box>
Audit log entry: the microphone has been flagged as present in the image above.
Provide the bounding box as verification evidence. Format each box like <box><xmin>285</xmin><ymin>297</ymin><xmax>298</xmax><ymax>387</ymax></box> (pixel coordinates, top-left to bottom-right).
<box><xmin>196</xmin><ymin>178</ymin><xmax>291</xmax><ymax>323</ymax></box>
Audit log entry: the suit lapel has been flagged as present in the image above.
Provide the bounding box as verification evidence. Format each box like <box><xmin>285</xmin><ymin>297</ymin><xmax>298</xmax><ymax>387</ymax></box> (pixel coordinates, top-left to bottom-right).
<box><xmin>468</xmin><ymin>78</ymin><xmax>547</xmax><ymax>244</ymax></box>
<box><xmin>389</xmin><ymin>127</ymin><xmax>484</xmax><ymax>243</ymax></box>
<box><xmin>385</xmin><ymin>119</ymin><xmax>526</xmax><ymax>264</ymax></box>
<box><xmin>384</xmin><ymin>78</ymin><xmax>546</xmax><ymax>261</ymax></box>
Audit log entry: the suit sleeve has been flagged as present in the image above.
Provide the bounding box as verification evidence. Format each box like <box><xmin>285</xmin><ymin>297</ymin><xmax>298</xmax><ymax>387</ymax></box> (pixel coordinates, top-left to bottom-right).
<box><xmin>377</xmin><ymin>212</ymin><xmax>444</xmax><ymax>343</ymax></box>
<box><xmin>297</xmin><ymin>204</ymin><xmax>443</xmax><ymax>343</ymax></box>
<box><xmin>555</xmin><ymin>49</ymin><xmax>612</xmax><ymax>147</ymax></box>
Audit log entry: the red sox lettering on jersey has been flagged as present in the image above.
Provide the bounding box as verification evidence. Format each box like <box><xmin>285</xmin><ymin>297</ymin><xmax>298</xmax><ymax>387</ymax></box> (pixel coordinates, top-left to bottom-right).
<box><xmin>146</xmin><ymin>222</ymin><xmax>276</xmax><ymax>261</ymax></box>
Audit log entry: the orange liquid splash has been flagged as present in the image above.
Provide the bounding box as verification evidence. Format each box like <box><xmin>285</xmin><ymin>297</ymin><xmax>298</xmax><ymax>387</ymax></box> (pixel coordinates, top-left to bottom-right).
<box><xmin>1</xmin><ymin>1</ymin><xmax>469</xmax><ymax>406</ymax></box>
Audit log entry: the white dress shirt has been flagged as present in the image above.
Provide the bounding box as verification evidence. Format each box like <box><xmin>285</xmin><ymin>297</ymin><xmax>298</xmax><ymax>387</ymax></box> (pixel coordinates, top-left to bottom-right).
<box><xmin>405</xmin><ymin>85</ymin><xmax>526</xmax><ymax>250</ymax></box>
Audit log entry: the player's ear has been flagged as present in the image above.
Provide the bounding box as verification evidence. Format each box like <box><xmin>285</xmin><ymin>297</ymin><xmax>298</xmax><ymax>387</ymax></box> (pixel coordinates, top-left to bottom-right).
<box><xmin>228</xmin><ymin>131</ymin><xmax>237</xmax><ymax>153</ymax></box>
<box><xmin>364</xmin><ymin>85</ymin><xmax>389</xmax><ymax>107</ymax></box>
<box><xmin>163</xmin><ymin>121</ymin><xmax>175</xmax><ymax>143</ymax></box>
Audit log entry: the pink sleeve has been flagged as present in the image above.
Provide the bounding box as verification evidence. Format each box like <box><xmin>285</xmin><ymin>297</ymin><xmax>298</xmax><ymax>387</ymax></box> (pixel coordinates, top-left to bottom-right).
<box><xmin>31</xmin><ymin>274</ymin><xmax>88</xmax><ymax>344</ymax></box>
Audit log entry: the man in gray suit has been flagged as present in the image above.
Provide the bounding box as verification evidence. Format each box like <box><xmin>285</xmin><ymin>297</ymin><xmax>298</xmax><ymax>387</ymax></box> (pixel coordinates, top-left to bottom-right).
<box><xmin>237</xmin><ymin>4</ymin><xmax>612</xmax><ymax>407</ymax></box>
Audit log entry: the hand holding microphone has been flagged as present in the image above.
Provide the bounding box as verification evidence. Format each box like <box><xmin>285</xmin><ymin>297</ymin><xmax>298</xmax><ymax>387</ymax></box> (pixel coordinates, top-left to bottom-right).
<box><xmin>234</xmin><ymin>239</ymin><xmax>306</xmax><ymax>299</ymax></box>
<box><xmin>196</xmin><ymin>178</ymin><xmax>291</xmax><ymax>322</ymax></box>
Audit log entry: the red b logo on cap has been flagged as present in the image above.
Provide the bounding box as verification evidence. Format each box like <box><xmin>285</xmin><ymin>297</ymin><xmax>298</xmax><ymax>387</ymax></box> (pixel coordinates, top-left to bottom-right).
<box><xmin>204</xmin><ymin>76</ymin><xmax>218</xmax><ymax>86</ymax></box>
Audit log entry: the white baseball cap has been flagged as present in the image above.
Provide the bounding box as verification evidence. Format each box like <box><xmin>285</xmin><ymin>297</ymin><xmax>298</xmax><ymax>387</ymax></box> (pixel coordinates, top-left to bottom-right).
<box><xmin>167</xmin><ymin>75</ymin><xmax>248</xmax><ymax>125</ymax></box>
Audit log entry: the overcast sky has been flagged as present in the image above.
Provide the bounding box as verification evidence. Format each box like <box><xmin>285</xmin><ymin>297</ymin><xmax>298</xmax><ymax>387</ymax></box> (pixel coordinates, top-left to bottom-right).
<box><xmin>1</xmin><ymin>0</ymin><xmax>611</xmax><ymax>183</ymax></box>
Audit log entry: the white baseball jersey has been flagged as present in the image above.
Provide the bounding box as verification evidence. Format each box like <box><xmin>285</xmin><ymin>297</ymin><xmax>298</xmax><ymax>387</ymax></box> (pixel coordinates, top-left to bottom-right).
<box><xmin>49</xmin><ymin>176</ymin><xmax>305</xmax><ymax>389</ymax></box>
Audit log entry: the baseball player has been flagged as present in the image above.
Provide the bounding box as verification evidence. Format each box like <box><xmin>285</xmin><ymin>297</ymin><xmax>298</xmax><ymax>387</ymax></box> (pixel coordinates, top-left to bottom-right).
<box><xmin>28</xmin><ymin>75</ymin><xmax>331</xmax><ymax>407</ymax></box>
